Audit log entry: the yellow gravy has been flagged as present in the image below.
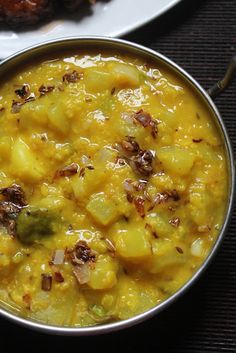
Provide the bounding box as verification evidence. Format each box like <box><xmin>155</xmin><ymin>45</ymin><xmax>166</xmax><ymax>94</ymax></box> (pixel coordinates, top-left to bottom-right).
<box><xmin>0</xmin><ymin>52</ymin><xmax>228</xmax><ymax>326</ymax></box>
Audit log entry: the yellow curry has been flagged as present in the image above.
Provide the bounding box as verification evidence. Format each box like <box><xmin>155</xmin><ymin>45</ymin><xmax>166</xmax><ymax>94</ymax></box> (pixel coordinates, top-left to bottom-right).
<box><xmin>0</xmin><ymin>52</ymin><xmax>227</xmax><ymax>326</ymax></box>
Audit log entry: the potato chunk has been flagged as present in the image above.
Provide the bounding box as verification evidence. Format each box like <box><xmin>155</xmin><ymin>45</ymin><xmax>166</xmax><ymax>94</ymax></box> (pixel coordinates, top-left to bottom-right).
<box><xmin>20</xmin><ymin>101</ymin><xmax>48</xmax><ymax>129</ymax></box>
<box><xmin>114</xmin><ymin>226</ymin><xmax>151</xmax><ymax>261</ymax></box>
<box><xmin>108</xmin><ymin>63</ymin><xmax>140</xmax><ymax>88</ymax></box>
<box><xmin>88</xmin><ymin>255</ymin><xmax>118</xmax><ymax>290</ymax></box>
<box><xmin>146</xmin><ymin>213</ymin><xmax>174</xmax><ymax>238</ymax></box>
<box><xmin>145</xmin><ymin>239</ymin><xmax>186</xmax><ymax>273</ymax></box>
<box><xmin>115</xmin><ymin>276</ymin><xmax>140</xmax><ymax>319</ymax></box>
<box><xmin>85</xmin><ymin>70</ymin><xmax>114</xmax><ymax>92</ymax></box>
<box><xmin>158</xmin><ymin>146</ymin><xmax>195</xmax><ymax>176</ymax></box>
<box><xmin>86</xmin><ymin>192</ymin><xmax>120</xmax><ymax>226</ymax></box>
<box><xmin>0</xmin><ymin>136</ymin><xmax>12</xmax><ymax>160</ymax></box>
<box><xmin>11</xmin><ymin>138</ymin><xmax>45</xmax><ymax>182</ymax></box>
<box><xmin>47</xmin><ymin>104</ymin><xmax>70</xmax><ymax>135</ymax></box>
<box><xmin>188</xmin><ymin>183</ymin><xmax>213</xmax><ymax>226</ymax></box>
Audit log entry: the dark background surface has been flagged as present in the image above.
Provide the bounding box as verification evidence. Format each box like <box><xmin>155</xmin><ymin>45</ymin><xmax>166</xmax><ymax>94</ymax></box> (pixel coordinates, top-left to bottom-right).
<box><xmin>0</xmin><ymin>0</ymin><xmax>235</xmax><ymax>352</ymax></box>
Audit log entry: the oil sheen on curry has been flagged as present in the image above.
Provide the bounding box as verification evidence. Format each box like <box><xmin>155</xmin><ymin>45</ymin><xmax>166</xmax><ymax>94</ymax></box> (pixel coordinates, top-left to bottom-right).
<box><xmin>0</xmin><ymin>52</ymin><xmax>227</xmax><ymax>326</ymax></box>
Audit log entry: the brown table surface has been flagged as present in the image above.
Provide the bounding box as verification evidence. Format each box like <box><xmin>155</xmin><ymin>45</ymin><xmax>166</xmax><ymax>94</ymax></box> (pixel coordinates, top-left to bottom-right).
<box><xmin>0</xmin><ymin>0</ymin><xmax>235</xmax><ymax>352</ymax></box>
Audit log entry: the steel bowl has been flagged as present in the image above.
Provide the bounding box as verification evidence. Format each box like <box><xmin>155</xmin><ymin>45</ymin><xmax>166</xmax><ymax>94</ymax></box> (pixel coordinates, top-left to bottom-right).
<box><xmin>0</xmin><ymin>36</ymin><xmax>235</xmax><ymax>335</ymax></box>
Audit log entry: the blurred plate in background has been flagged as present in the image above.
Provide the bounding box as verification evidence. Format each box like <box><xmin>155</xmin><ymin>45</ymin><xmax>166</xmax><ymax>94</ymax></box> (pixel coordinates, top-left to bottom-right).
<box><xmin>0</xmin><ymin>0</ymin><xmax>181</xmax><ymax>58</ymax></box>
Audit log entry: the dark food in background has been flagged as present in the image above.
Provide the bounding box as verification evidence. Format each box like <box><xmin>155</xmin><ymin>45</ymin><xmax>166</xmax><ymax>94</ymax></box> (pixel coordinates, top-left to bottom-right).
<box><xmin>0</xmin><ymin>0</ymin><xmax>55</xmax><ymax>27</ymax></box>
<box><xmin>0</xmin><ymin>0</ymin><xmax>96</xmax><ymax>27</ymax></box>
<box><xmin>63</xmin><ymin>0</ymin><xmax>96</xmax><ymax>11</ymax></box>
<box><xmin>62</xmin><ymin>0</ymin><xmax>84</xmax><ymax>11</ymax></box>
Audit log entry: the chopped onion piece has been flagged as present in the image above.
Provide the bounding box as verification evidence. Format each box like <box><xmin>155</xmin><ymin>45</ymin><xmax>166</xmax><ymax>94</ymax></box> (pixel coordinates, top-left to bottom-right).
<box><xmin>121</xmin><ymin>112</ymin><xmax>134</xmax><ymax>125</ymax></box>
<box><xmin>52</xmin><ymin>250</ymin><xmax>65</xmax><ymax>265</ymax></box>
<box><xmin>73</xmin><ymin>263</ymin><xmax>90</xmax><ymax>284</ymax></box>
<box><xmin>81</xmin><ymin>155</ymin><xmax>90</xmax><ymax>165</ymax></box>
<box><xmin>123</xmin><ymin>179</ymin><xmax>134</xmax><ymax>193</ymax></box>
<box><xmin>191</xmin><ymin>238</ymin><xmax>204</xmax><ymax>257</ymax></box>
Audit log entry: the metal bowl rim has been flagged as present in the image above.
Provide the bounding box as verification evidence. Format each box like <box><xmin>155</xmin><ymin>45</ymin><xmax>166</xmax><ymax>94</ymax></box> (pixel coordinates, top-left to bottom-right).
<box><xmin>0</xmin><ymin>36</ymin><xmax>234</xmax><ymax>336</ymax></box>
